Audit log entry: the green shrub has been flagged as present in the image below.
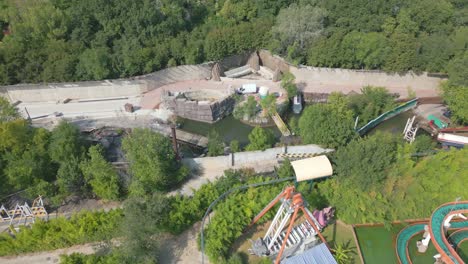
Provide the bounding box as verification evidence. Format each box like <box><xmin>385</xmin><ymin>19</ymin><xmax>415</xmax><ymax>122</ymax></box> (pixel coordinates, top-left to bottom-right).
<box><xmin>0</xmin><ymin>210</ymin><xmax>123</xmax><ymax>256</ymax></box>
<box><xmin>203</xmin><ymin>175</ymin><xmax>289</xmax><ymax>262</ymax></box>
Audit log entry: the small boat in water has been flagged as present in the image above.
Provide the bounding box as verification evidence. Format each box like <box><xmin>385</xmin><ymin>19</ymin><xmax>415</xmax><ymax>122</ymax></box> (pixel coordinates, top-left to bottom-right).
<box><xmin>292</xmin><ymin>94</ymin><xmax>302</xmax><ymax>114</ymax></box>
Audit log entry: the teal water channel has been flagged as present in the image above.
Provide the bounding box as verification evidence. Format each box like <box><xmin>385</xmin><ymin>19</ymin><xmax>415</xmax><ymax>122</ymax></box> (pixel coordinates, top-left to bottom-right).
<box><xmin>355</xmin><ymin>225</ymin><xmax>468</xmax><ymax>264</ymax></box>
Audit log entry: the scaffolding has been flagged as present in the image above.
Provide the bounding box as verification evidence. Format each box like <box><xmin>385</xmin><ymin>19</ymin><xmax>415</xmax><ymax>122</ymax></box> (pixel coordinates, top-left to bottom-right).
<box><xmin>403</xmin><ymin>115</ymin><xmax>419</xmax><ymax>143</ymax></box>
<box><xmin>0</xmin><ymin>196</ymin><xmax>48</xmax><ymax>227</ymax></box>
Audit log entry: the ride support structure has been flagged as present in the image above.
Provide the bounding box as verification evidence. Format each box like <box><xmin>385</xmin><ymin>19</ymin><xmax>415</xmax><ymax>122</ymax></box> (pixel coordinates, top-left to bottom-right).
<box><xmin>248</xmin><ymin>186</ymin><xmax>334</xmax><ymax>264</ymax></box>
<box><xmin>0</xmin><ymin>196</ymin><xmax>48</xmax><ymax>228</ymax></box>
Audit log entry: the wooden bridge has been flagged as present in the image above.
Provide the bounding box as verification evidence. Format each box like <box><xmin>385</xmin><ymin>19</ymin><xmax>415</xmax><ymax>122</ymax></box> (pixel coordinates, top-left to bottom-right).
<box><xmin>271</xmin><ymin>112</ymin><xmax>291</xmax><ymax>137</ymax></box>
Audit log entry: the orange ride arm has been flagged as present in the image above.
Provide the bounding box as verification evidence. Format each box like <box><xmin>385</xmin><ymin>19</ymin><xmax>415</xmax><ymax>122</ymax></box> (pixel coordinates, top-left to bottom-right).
<box><xmin>250</xmin><ymin>186</ymin><xmax>295</xmax><ymax>226</ymax></box>
<box><xmin>301</xmin><ymin>207</ymin><xmax>330</xmax><ymax>251</ymax></box>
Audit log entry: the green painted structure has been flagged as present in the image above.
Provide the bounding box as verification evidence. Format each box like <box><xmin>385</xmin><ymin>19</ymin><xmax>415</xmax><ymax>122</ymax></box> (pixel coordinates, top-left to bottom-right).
<box><xmin>357</xmin><ymin>98</ymin><xmax>418</xmax><ymax>136</ymax></box>
<box><xmin>428</xmin><ymin>114</ymin><xmax>448</xmax><ymax>129</ymax></box>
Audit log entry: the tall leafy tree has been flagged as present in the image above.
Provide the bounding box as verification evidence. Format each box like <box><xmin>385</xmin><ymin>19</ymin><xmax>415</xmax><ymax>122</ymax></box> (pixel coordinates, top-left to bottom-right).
<box><xmin>81</xmin><ymin>145</ymin><xmax>121</xmax><ymax>200</ymax></box>
<box><xmin>348</xmin><ymin>86</ymin><xmax>396</xmax><ymax>126</ymax></box>
<box><xmin>447</xmin><ymin>51</ymin><xmax>468</xmax><ymax>87</ymax></box>
<box><xmin>281</xmin><ymin>72</ymin><xmax>298</xmax><ymax>99</ymax></box>
<box><xmin>245</xmin><ymin>127</ymin><xmax>275</xmax><ymax>151</ymax></box>
<box><xmin>0</xmin><ymin>96</ymin><xmax>20</xmax><ymax>123</ymax></box>
<box><xmin>48</xmin><ymin>121</ymin><xmax>85</xmax><ymax>163</ymax></box>
<box><xmin>272</xmin><ymin>3</ymin><xmax>327</xmax><ymax>57</ymax></box>
<box><xmin>334</xmin><ymin>132</ymin><xmax>398</xmax><ymax>189</ymax></box>
<box><xmin>298</xmin><ymin>94</ymin><xmax>356</xmax><ymax>148</ymax></box>
<box><xmin>441</xmin><ymin>82</ymin><xmax>468</xmax><ymax>124</ymax></box>
<box><xmin>120</xmin><ymin>193</ymin><xmax>171</xmax><ymax>263</ymax></box>
<box><xmin>122</xmin><ymin>128</ymin><xmax>188</xmax><ymax>195</ymax></box>
<box><xmin>207</xmin><ymin>130</ymin><xmax>224</xmax><ymax>156</ymax></box>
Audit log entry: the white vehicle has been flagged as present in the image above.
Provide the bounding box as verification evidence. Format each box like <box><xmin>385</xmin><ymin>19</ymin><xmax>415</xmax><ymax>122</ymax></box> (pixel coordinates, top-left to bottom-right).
<box><xmin>292</xmin><ymin>94</ymin><xmax>303</xmax><ymax>114</ymax></box>
<box><xmin>236</xmin><ymin>83</ymin><xmax>257</xmax><ymax>94</ymax></box>
<box><xmin>437</xmin><ymin>133</ymin><xmax>468</xmax><ymax>148</ymax></box>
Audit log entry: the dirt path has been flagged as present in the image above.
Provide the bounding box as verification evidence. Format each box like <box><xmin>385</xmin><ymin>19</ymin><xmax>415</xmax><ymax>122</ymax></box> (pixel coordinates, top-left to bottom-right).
<box><xmin>0</xmin><ymin>243</ymin><xmax>96</xmax><ymax>264</ymax></box>
<box><xmin>160</xmin><ymin>222</ymin><xmax>210</xmax><ymax>264</ymax></box>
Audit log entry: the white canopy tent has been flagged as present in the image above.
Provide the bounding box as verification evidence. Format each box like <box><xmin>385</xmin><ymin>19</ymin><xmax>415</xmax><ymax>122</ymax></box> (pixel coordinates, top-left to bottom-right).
<box><xmin>291</xmin><ymin>155</ymin><xmax>333</xmax><ymax>182</ymax></box>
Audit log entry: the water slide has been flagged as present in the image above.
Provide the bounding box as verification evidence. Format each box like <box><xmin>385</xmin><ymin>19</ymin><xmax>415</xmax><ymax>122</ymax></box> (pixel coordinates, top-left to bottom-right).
<box><xmin>449</xmin><ymin>228</ymin><xmax>468</xmax><ymax>248</ymax></box>
<box><xmin>396</xmin><ymin>201</ymin><xmax>468</xmax><ymax>264</ymax></box>
<box><xmin>429</xmin><ymin>202</ymin><xmax>468</xmax><ymax>264</ymax></box>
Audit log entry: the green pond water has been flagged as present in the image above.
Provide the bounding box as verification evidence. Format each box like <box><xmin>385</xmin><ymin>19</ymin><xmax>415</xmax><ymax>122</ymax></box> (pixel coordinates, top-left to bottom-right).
<box><xmin>179</xmin><ymin>109</ymin><xmax>417</xmax><ymax>144</ymax></box>
<box><xmin>367</xmin><ymin>111</ymin><xmax>415</xmax><ymax>136</ymax></box>
<box><xmin>177</xmin><ymin>108</ymin><xmax>428</xmax><ymax>158</ymax></box>
<box><xmin>178</xmin><ymin>115</ymin><xmax>281</xmax><ymax>146</ymax></box>
<box><xmin>355</xmin><ymin>225</ymin><xmax>468</xmax><ymax>264</ymax></box>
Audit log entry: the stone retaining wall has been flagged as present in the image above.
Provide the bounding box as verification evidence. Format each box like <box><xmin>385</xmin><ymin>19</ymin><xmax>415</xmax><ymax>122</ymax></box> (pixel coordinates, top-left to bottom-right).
<box><xmin>0</xmin><ymin>64</ymin><xmax>213</xmax><ymax>103</ymax></box>
<box><xmin>255</xmin><ymin>49</ymin><xmax>445</xmax><ymax>97</ymax></box>
<box><xmin>163</xmin><ymin>92</ymin><xmax>235</xmax><ymax>123</ymax></box>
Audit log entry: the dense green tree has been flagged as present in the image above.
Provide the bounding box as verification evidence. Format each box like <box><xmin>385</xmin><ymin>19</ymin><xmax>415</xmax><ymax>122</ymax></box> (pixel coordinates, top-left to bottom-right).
<box><xmin>406</xmin><ymin>0</ymin><xmax>454</xmax><ymax>34</ymax></box>
<box><xmin>207</xmin><ymin>130</ymin><xmax>224</xmax><ymax>156</ymax></box>
<box><xmin>321</xmin><ymin>0</ymin><xmax>401</xmax><ymax>32</ymax></box>
<box><xmin>334</xmin><ymin>132</ymin><xmax>398</xmax><ymax>189</ymax></box>
<box><xmin>233</xmin><ymin>96</ymin><xmax>258</xmax><ymax>121</ymax></box>
<box><xmin>272</xmin><ymin>3</ymin><xmax>327</xmax><ymax>60</ymax></box>
<box><xmin>384</xmin><ymin>33</ymin><xmax>420</xmax><ymax>72</ymax></box>
<box><xmin>81</xmin><ymin>145</ymin><xmax>121</xmax><ymax>200</ymax></box>
<box><xmin>0</xmin><ymin>96</ymin><xmax>20</xmax><ymax>122</ymax></box>
<box><xmin>417</xmin><ymin>34</ymin><xmax>454</xmax><ymax>73</ymax></box>
<box><xmin>0</xmin><ymin>120</ymin><xmax>57</xmax><ymax>196</ymax></box>
<box><xmin>277</xmin><ymin>158</ymin><xmax>294</xmax><ymax>179</ymax></box>
<box><xmin>339</xmin><ymin>31</ymin><xmax>390</xmax><ymax>69</ymax></box>
<box><xmin>230</xmin><ymin>140</ymin><xmax>240</xmax><ymax>153</ymax></box>
<box><xmin>386</xmin><ymin>148</ymin><xmax>468</xmax><ymax>220</ymax></box>
<box><xmin>298</xmin><ymin>97</ymin><xmax>356</xmax><ymax>148</ymax></box>
<box><xmin>48</xmin><ymin>121</ymin><xmax>85</xmax><ymax>163</ymax></box>
<box><xmin>0</xmin><ymin>0</ymin><xmax>463</xmax><ymax>84</ymax></box>
<box><xmin>76</xmin><ymin>47</ymin><xmax>113</xmax><ymax>80</ymax></box>
<box><xmin>281</xmin><ymin>72</ymin><xmax>298</xmax><ymax>99</ymax></box>
<box><xmin>259</xmin><ymin>94</ymin><xmax>277</xmax><ymax>116</ymax></box>
<box><xmin>246</xmin><ymin>127</ymin><xmax>275</xmax><ymax>151</ymax></box>
<box><xmin>348</xmin><ymin>86</ymin><xmax>396</xmax><ymax>126</ymax></box>
<box><xmin>120</xmin><ymin>193</ymin><xmax>170</xmax><ymax>263</ymax></box>
<box><xmin>447</xmin><ymin>51</ymin><xmax>468</xmax><ymax>87</ymax></box>
<box><xmin>0</xmin><ymin>119</ymin><xmax>31</xmax><ymax>154</ymax></box>
<box><xmin>450</xmin><ymin>27</ymin><xmax>468</xmax><ymax>56</ymax></box>
<box><xmin>4</xmin><ymin>146</ymin><xmax>53</xmax><ymax>191</ymax></box>
<box><xmin>56</xmin><ymin>156</ymin><xmax>85</xmax><ymax>194</ymax></box>
<box><xmin>441</xmin><ymin>82</ymin><xmax>468</xmax><ymax>124</ymax></box>
<box><xmin>122</xmin><ymin>128</ymin><xmax>188</xmax><ymax>195</ymax></box>
<box><xmin>317</xmin><ymin>145</ymin><xmax>468</xmax><ymax>224</ymax></box>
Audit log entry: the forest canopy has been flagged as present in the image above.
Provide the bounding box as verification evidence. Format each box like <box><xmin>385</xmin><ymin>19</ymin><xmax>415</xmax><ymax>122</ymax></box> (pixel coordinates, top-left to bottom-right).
<box><xmin>0</xmin><ymin>0</ymin><xmax>466</xmax><ymax>85</ymax></box>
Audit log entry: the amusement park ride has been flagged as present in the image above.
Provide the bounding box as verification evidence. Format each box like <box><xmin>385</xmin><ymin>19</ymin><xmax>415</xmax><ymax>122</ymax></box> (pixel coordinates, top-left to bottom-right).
<box><xmin>249</xmin><ymin>186</ymin><xmax>335</xmax><ymax>264</ymax></box>
<box><xmin>396</xmin><ymin>200</ymin><xmax>468</xmax><ymax>264</ymax></box>
<box><xmin>248</xmin><ymin>155</ymin><xmax>337</xmax><ymax>264</ymax></box>
<box><xmin>0</xmin><ymin>196</ymin><xmax>48</xmax><ymax>229</ymax></box>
